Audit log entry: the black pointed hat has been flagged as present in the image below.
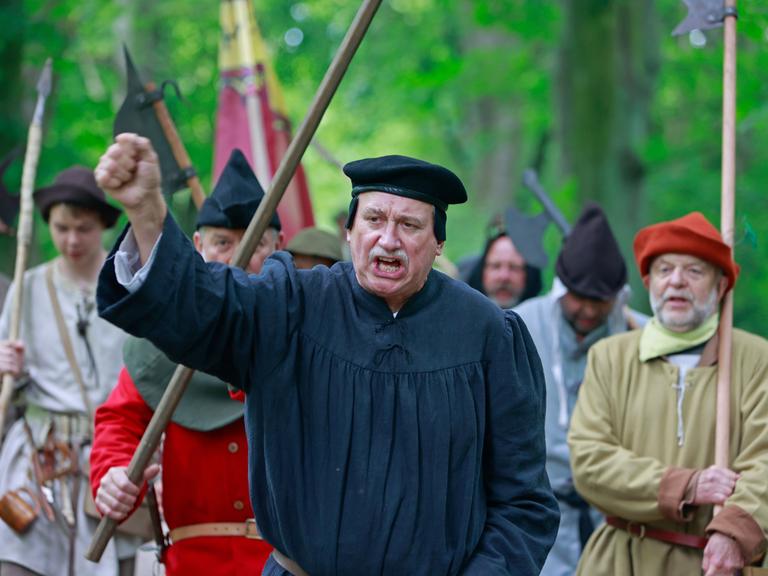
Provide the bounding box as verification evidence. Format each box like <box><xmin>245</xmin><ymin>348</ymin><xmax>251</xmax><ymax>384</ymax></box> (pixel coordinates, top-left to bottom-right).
<box><xmin>555</xmin><ymin>202</ymin><xmax>627</xmax><ymax>300</ymax></box>
<box><xmin>196</xmin><ymin>149</ymin><xmax>281</xmax><ymax>231</ymax></box>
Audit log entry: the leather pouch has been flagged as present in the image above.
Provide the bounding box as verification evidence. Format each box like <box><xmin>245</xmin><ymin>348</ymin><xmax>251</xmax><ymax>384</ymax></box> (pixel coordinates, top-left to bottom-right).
<box><xmin>0</xmin><ymin>487</ymin><xmax>40</xmax><ymax>534</ymax></box>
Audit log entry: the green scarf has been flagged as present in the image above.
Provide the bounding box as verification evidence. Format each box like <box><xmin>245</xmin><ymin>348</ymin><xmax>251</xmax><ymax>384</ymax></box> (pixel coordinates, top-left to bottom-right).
<box><xmin>639</xmin><ymin>313</ymin><xmax>719</xmax><ymax>362</ymax></box>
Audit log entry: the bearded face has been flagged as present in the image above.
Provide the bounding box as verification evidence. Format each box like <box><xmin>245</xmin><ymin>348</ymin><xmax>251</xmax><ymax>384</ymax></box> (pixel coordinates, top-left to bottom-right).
<box><xmin>646</xmin><ymin>253</ymin><xmax>727</xmax><ymax>333</ymax></box>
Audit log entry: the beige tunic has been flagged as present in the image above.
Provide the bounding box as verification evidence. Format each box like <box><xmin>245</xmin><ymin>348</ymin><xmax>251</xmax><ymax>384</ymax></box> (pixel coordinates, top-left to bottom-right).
<box><xmin>568</xmin><ymin>328</ymin><xmax>768</xmax><ymax>575</ymax></box>
<box><xmin>0</xmin><ymin>260</ymin><xmax>134</xmax><ymax>575</ymax></box>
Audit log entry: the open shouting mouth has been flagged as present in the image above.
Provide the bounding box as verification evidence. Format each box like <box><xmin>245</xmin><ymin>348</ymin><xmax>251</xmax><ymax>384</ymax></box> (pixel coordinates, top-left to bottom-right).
<box><xmin>369</xmin><ymin>248</ymin><xmax>408</xmax><ymax>278</ymax></box>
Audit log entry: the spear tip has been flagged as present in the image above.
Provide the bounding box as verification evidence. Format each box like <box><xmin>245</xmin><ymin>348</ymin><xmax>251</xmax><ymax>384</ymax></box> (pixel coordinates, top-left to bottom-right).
<box><xmin>36</xmin><ymin>58</ymin><xmax>53</xmax><ymax>98</ymax></box>
<box><xmin>672</xmin><ymin>0</ymin><xmax>726</xmax><ymax>37</ymax></box>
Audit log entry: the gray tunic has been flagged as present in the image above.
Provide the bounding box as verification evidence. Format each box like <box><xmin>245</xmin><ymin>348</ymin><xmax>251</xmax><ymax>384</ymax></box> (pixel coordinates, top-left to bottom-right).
<box><xmin>0</xmin><ymin>259</ymin><xmax>135</xmax><ymax>576</ymax></box>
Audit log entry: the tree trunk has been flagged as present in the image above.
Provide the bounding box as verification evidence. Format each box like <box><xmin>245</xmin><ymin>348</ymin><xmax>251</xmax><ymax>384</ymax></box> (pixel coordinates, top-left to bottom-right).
<box><xmin>557</xmin><ymin>0</ymin><xmax>659</xmax><ymax>306</ymax></box>
<box><xmin>459</xmin><ymin>2</ymin><xmax>523</xmax><ymax>216</ymax></box>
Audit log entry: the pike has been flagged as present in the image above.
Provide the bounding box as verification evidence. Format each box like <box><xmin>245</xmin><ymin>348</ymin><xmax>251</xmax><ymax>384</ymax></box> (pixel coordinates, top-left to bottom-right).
<box><xmin>522</xmin><ymin>168</ymin><xmax>572</xmax><ymax>237</ymax></box>
<box><xmin>114</xmin><ymin>47</ymin><xmax>206</xmax><ymax>209</ymax></box>
<box><xmin>0</xmin><ymin>59</ymin><xmax>52</xmax><ymax>442</ymax></box>
<box><xmin>85</xmin><ymin>0</ymin><xmax>383</xmax><ymax>560</ymax></box>
<box><xmin>673</xmin><ymin>0</ymin><xmax>738</xmax><ymax>518</ymax></box>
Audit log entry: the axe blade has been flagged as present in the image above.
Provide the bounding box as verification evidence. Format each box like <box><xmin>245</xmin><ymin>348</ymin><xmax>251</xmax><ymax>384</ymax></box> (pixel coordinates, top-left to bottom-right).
<box><xmin>672</xmin><ymin>0</ymin><xmax>726</xmax><ymax>36</ymax></box>
<box><xmin>114</xmin><ymin>46</ymin><xmax>186</xmax><ymax>197</ymax></box>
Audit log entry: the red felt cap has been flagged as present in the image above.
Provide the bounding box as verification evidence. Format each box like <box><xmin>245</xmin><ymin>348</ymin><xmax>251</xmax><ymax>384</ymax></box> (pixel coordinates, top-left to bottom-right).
<box><xmin>633</xmin><ymin>212</ymin><xmax>739</xmax><ymax>291</ymax></box>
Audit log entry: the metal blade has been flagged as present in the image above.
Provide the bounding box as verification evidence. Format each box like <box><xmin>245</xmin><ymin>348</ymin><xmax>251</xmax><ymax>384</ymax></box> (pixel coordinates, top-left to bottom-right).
<box><xmin>30</xmin><ymin>58</ymin><xmax>53</xmax><ymax>125</ymax></box>
<box><xmin>503</xmin><ymin>208</ymin><xmax>550</xmax><ymax>270</ymax></box>
<box><xmin>522</xmin><ymin>169</ymin><xmax>572</xmax><ymax>236</ymax></box>
<box><xmin>36</xmin><ymin>58</ymin><xmax>53</xmax><ymax>99</ymax></box>
<box><xmin>114</xmin><ymin>46</ymin><xmax>186</xmax><ymax>197</ymax></box>
<box><xmin>672</xmin><ymin>0</ymin><xmax>726</xmax><ymax>36</ymax></box>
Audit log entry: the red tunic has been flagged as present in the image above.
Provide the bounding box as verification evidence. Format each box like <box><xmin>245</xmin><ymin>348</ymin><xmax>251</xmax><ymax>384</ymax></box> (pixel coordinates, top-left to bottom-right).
<box><xmin>90</xmin><ymin>368</ymin><xmax>273</xmax><ymax>575</ymax></box>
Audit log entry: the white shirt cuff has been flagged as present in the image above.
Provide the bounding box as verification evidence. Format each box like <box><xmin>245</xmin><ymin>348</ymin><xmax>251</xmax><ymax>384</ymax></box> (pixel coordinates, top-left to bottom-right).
<box><xmin>114</xmin><ymin>228</ymin><xmax>162</xmax><ymax>293</ymax></box>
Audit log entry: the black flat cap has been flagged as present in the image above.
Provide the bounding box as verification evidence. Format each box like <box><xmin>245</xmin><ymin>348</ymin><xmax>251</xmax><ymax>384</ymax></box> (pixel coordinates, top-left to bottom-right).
<box><xmin>555</xmin><ymin>203</ymin><xmax>627</xmax><ymax>300</ymax></box>
<box><xmin>344</xmin><ymin>155</ymin><xmax>467</xmax><ymax>210</ymax></box>
<box><xmin>197</xmin><ymin>149</ymin><xmax>281</xmax><ymax>231</ymax></box>
<box><xmin>343</xmin><ymin>155</ymin><xmax>467</xmax><ymax>241</ymax></box>
<box><xmin>34</xmin><ymin>166</ymin><xmax>122</xmax><ymax>228</ymax></box>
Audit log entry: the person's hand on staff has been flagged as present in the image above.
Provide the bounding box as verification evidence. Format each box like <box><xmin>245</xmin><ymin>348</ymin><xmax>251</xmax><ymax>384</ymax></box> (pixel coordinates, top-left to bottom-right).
<box><xmin>95</xmin><ymin>463</ymin><xmax>160</xmax><ymax>521</ymax></box>
<box><xmin>0</xmin><ymin>340</ymin><xmax>24</xmax><ymax>377</ymax></box>
<box><xmin>692</xmin><ymin>465</ymin><xmax>740</xmax><ymax>506</ymax></box>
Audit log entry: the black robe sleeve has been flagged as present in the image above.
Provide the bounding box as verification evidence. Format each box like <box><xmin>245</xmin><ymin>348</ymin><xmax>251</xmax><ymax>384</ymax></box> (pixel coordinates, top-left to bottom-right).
<box><xmin>462</xmin><ymin>310</ymin><xmax>559</xmax><ymax>575</ymax></box>
<box><xmin>97</xmin><ymin>213</ymin><xmax>297</xmax><ymax>392</ymax></box>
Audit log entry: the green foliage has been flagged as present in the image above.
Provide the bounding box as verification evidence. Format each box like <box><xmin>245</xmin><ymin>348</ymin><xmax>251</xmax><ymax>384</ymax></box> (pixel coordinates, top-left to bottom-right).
<box><xmin>1</xmin><ymin>0</ymin><xmax>766</xmax><ymax>334</ymax></box>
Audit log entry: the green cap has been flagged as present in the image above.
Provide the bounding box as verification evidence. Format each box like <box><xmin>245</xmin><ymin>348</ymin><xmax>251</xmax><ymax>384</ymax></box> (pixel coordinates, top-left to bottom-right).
<box><xmin>287</xmin><ymin>227</ymin><xmax>343</xmax><ymax>263</ymax></box>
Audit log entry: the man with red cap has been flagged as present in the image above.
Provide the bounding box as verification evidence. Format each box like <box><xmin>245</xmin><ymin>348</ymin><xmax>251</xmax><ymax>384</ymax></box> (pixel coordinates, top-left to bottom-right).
<box><xmin>569</xmin><ymin>211</ymin><xmax>768</xmax><ymax>576</ymax></box>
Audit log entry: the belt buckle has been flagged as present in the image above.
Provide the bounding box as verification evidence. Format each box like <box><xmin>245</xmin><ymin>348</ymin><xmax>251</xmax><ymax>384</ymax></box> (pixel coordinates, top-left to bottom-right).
<box><xmin>626</xmin><ymin>520</ymin><xmax>646</xmax><ymax>540</ymax></box>
<box><xmin>245</xmin><ymin>518</ymin><xmax>260</xmax><ymax>539</ymax></box>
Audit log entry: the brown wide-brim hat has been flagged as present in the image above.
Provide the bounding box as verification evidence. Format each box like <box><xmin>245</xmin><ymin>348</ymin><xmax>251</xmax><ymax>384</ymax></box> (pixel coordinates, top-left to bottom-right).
<box><xmin>633</xmin><ymin>211</ymin><xmax>740</xmax><ymax>292</ymax></box>
<box><xmin>33</xmin><ymin>166</ymin><xmax>122</xmax><ymax>228</ymax></box>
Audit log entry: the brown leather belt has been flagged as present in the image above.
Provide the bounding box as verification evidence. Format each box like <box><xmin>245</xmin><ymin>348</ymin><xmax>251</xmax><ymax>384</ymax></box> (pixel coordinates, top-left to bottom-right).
<box><xmin>607</xmin><ymin>516</ymin><xmax>709</xmax><ymax>549</ymax></box>
<box><xmin>169</xmin><ymin>519</ymin><xmax>263</xmax><ymax>543</ymax></box>
<box><xmin>169</xmin><ymin>520</ymin><xmax>310</xmax><ymax>575</ymax></box>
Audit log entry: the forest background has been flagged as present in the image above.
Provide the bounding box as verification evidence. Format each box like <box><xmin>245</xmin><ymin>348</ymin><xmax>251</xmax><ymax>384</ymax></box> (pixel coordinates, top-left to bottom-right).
<box><xmin>1</xmin><ymin>0</ymin><xmax>766</xmax><ymax>335</ymax></box>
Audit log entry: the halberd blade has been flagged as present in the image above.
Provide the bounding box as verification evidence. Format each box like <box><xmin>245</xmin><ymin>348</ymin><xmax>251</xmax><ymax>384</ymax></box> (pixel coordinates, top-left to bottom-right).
<box><xmin>673</xmin><ymin>0</ymin><xmax>726</xmax><ymax>36</ymax></box>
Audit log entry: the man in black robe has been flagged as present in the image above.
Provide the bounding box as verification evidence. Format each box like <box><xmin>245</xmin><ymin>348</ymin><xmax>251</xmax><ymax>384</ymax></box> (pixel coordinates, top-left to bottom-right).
<box><xmin>94</xmin><ymin>133</ymin><xmax>559</xmax><ymax>576</ymax></box>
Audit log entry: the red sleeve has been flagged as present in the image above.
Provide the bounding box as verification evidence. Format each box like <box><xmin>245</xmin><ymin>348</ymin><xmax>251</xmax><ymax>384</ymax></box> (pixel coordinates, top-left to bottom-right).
<box><xmin>89</xmin><ymin>366</ymin><xmax>153</xmax><ymax>501</ymax></box>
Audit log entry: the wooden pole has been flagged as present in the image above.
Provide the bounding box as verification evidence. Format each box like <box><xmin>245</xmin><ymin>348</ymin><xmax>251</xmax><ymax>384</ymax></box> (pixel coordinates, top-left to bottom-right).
<box><xmin>85</xmin><ymin>0</ymin><xmax>383</xmax><ymax>560</ymax></box>
<box><xmin>714</xmin><ymin>0</ymin><xmax>737</xmax><ymax>516</ymax></box>
<box><xmin>146</xmin><ymin>81</ymin><xmax>207</xmax><ymax>209</ymax></box>
<box><xmin>0</xmin><ymin>59</ymin><xmax>52</xmax><ymax>442</ymax></box>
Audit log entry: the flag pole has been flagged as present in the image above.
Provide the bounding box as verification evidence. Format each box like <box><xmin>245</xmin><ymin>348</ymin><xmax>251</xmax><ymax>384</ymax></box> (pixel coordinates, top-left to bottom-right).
<box><xmin>85</xmin><ymin>0</ymin><xmax>383</xmax><ymax>560</ymax></box>
<box><xmin>228</xmin><ymin>0</ymin><xmax>272</xmax><ymax>187</ymax></box>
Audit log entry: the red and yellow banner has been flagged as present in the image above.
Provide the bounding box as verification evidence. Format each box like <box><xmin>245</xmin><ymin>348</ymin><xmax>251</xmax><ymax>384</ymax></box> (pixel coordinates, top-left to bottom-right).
<box><xmin>215</xmin><ymin>0</ymin><xmax>314</xmax><ymax>241</ymax></box>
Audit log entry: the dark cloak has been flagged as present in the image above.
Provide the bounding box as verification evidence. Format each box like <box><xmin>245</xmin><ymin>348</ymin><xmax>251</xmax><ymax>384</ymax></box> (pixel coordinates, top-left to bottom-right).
<box><xmin>98</xmin><ymin>214</ymin><xmax>559</xmax><ymax>576</ymax></box>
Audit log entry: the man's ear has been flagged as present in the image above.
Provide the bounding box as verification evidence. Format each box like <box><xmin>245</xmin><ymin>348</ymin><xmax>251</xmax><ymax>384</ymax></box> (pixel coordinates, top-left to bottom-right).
<box><xmin>642</xmin><ymin>274</ymin><xmax>650</xmax><ymax>290</ymax></box>
<box><xmin>436</xmin><ymin>241</ymin><xmax>445</xmax><ymax>257</ymax></box>
<box><xmin>193</xmin><ymin>230</ymin><xmax>203</xmax><ymax>253</ymax></box>
<box><xmin>275</xmin><ymin>231</ymin><xmax>285</xmax><ymax>251</ymax></box>
<box><xmin>716</xmin><ymin>274</ymin><xmax>729</xmax><ymax>302</ymax></box>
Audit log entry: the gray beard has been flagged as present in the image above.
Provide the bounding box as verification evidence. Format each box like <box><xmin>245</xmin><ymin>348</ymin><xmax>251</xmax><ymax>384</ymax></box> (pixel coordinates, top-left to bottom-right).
<box><xmin>650</xmin><ymin>286</ymin><xmax>718</xmax><ymax>332</ymax></box>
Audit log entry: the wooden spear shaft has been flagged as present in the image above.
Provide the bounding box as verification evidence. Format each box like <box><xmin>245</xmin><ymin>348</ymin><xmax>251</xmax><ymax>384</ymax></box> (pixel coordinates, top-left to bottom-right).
<box><xmin>85</xmin><ymin>0</ymin><xmax>383</xmax><ymax>560</ymax></box>
<box><xmin>714</xmin><ymin>0</ymin><xmax>737</xmax><ymax>515</ymax></box>
<box><xmin>0</xmin><ymin>59</ymin><xmax>52</xmax><ymax>442</ymax></box>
